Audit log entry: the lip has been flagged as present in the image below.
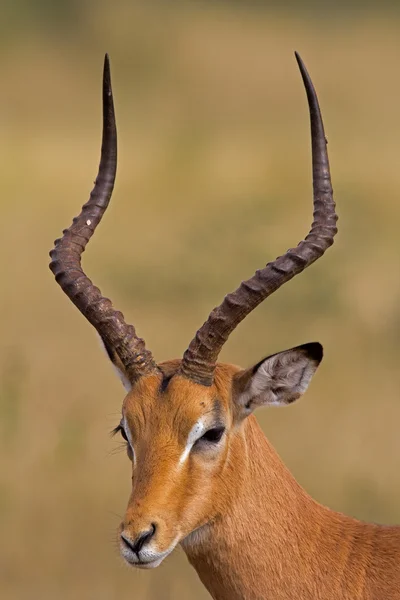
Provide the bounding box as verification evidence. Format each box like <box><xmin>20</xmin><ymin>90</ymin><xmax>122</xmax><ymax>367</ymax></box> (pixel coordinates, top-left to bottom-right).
<box><xmin>134</xmin><ymin>557</ymin><xmax>164</xmax><ymax>569</ymax></box>
<box><xmin>119</xmin><ymin>533</ymin><xmax>179</xmax><ymax>569</ymax></box>
<box><xmin>120</xmin><ymin>544</ymin><xmax>171</xmax><ymax>569</ymax></box>
<box><xmin>122</xmin><ymin>552</ymin><xmax>165</xmax><ymax>569</ymax></box>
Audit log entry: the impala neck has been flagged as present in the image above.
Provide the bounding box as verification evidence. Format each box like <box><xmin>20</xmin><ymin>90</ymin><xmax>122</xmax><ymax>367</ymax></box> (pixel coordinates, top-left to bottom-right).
<box><xmin>181</xmin><ymin>416</ymin><xmax>384</xmax><ymax>600</ymax></box>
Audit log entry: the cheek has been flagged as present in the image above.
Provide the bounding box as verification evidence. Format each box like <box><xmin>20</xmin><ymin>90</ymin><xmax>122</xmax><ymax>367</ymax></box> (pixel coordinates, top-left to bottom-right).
<box><xmin>176</xmin><ymin>470</ymin><xmax>213</xmax><ymax>532</ymax></box>
<box><xmin>178</xmin><ymin>446</ymin><xmax>230</xmax><ymax>525</ymax></box>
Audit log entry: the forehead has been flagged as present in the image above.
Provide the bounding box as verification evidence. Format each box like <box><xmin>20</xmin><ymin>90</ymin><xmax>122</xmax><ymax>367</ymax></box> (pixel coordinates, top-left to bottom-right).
<box><xmin>122</xmin><ymin>370</ymin><xmax>227</xmax><ymax>436</ymax></box>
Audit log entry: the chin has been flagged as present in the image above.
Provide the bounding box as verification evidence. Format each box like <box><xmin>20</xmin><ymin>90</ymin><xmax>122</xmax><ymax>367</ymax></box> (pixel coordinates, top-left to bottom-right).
<box><xmin>132</xmin><ymin>557</ymin><xmax>164</xmax><ymax>569</ymax></box>
<box><xmin>121</xmin><ymin>553</ymin><xmax>165</xmax><ymax>569</ymax></box>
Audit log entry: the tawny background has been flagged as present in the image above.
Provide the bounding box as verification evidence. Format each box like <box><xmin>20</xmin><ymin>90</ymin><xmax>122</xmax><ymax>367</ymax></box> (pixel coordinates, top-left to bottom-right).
<box><xmin>1</xmin><ymin>1</ymin><xmax>399</xmax><ymax>598</ymax></box>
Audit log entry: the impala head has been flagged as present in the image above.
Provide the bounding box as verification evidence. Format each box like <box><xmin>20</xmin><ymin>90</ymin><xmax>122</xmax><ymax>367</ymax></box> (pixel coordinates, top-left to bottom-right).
<box><xmin>50</xmin><ymin>53</ymin><xmax>337</xmax><ymax>569</ymax></box>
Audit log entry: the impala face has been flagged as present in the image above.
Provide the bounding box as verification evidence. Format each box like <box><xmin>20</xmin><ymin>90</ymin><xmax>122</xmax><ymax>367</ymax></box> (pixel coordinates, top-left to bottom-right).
<box><xmin>116</xmin><ymin>365</ymin><xmax>235</xmax><ymax>568</ymax></box>
<box><xmin>49</xmin><ymin>55</ymin><xmax>335</xmax><ymax>573</ymax></box>
<box><xmin>113</xmin><ymin>344</ymin><xmax>322</xmax><ymax>568</ymax></box>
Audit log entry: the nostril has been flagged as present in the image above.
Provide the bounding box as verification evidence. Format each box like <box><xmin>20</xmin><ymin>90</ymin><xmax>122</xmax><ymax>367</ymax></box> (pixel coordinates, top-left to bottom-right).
<box><xmin>135</xmin><ymin>523</ymin><xmax>156</xmax><ymax>552</ymax></box>
<box><xmin>120</xmin><ymin>533</ymin><xmax>135</xmax><ymax>552</ymax></box>
<box><xmin>121</xmin><ymin>523</ymin><xmax>157</xmax><ymax>555</ymax></box>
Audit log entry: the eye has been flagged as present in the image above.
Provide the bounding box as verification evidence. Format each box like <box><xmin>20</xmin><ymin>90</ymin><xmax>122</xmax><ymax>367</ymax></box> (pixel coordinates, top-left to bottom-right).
<box><xmin>199</xmin><ymin>426</ymin><xmax>225</xmax><ymax>444</ymax></box>
<box><xmin>111</xmin><ymin>423</ymin><xmax>128</xmax><ymax>443</ymax></box>
<box><xmin>119</xmin><ymin>427</ymin><xmax>128</xmax><ymax>443</ymax></box>
<box><xmin>111</xmin><ymin>423</ymin><xmax>134</xmax><ymax>461</ymax></box>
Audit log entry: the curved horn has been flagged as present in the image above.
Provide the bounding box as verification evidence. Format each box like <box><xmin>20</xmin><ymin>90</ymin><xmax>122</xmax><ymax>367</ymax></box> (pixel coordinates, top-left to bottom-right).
<box><xmin>179</xmin><ymin>53</ymin><xmax>338</xmax><ymax>386</ymax></box>
<box><xmin>49</xmin><ymin>55</ymin><xmax>158</xmax><ymax>384</ymax></box>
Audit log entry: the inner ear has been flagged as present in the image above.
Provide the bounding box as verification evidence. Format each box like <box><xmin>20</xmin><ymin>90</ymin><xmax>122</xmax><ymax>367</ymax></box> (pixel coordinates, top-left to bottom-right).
<box><xmin>98</xmin><ymin>335</ymin><xmax>132</xmax><ymax>392</ymax></box>
<box><xmin>233</xmin><ymin>342</ymin><xmax>323</xmax><ymax>415</ymax></box>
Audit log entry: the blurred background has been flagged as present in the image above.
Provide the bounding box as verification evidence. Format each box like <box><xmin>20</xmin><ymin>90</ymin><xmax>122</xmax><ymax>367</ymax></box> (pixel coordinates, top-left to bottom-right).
<box><xmin>1</xmin><ymin>0</ymin><xmax>400</xmax><ymax>598</ymax></box>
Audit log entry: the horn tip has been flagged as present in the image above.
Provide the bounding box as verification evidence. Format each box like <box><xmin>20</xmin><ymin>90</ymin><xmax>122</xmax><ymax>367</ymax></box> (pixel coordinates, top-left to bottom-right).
<box><xmin>294</xmin><ymin>51</ymin><xmax>307</xmax><ymax>75</ymax></box>
<box><xmin>103</xmin><ymin>53</ymin><xmax>112</xmax><ymax>91</ymax></box>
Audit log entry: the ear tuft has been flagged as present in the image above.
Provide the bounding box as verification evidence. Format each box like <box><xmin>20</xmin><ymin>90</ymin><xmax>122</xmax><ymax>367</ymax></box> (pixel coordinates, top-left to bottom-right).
<box><xmin>297</xmin><ymin>342</ymin><xmax>323</xmax><ymax>364</ymax></box>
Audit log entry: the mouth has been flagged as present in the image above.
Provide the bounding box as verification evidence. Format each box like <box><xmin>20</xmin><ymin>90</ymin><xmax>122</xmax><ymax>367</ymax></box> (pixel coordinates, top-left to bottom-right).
<box><xmin>120</xmin><ymin>541</ymin><xmax>176</xmax><ymax>569</ymax></box>
<box><xmin>133</xmin><ymin>557</ymin><xmax>164</xmax><ymax>569</ymax></box>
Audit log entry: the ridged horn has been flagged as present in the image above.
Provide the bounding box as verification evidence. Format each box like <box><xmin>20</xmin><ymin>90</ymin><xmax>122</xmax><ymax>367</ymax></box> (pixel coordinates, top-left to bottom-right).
<box><xmin>49</xmin><ymin>55</ymin><xmax>158</xmax><ymax>384</ymax></box>
<box><xmin>179</xmin><ymin>53</ymin><xmax>338</xmax><ymax>386</ymax></box>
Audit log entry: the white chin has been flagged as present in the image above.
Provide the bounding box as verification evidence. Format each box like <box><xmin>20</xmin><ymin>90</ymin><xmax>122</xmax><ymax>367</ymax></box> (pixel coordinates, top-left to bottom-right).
<box><xmin>121</xmin><ymin>550</ymin><xmax>166</xmax><ymax>569</ymax></box>
<box><xmin>134</xmin><ymin>557</ymin><xmax>164</xmax><ymax>569</ymax></box>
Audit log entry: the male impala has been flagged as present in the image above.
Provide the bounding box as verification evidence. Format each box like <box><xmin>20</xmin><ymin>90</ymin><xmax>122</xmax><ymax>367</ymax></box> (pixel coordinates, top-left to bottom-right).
<box><xmin>50</xmin><ymin>54</ymin><xmax>400</xmax><ymax>599</ymax></box>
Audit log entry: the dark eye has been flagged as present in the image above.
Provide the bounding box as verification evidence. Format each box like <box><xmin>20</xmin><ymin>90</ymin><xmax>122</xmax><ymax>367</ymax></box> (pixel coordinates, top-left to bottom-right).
<box><xmin>112</xmin><ymin>423</ymin><xmax>128</xmax><ymax>442</ymax></box>
<box><xmin>200</xmin><ymin>427</ymin><xmax>225</xmax><ymax>444</ymax></box>
<box><xmin>119</xmin><ymin>427</ymin><xmax>128</xmax><ymax>443</ymax></box>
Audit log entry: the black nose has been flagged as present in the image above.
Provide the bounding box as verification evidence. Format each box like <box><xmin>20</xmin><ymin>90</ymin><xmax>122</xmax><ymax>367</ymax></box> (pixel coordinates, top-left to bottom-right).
<box><xmin>121</xmin><ymin>523</ymin><xmax>156</xmax><ymax>555</ymax></box>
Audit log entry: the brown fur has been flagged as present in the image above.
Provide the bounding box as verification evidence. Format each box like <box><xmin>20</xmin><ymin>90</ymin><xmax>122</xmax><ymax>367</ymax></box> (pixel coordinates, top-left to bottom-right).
<box><xmin>119</xmin><ymin>360</ymin><xmax>400</xmax><ymax>599</ymax></box>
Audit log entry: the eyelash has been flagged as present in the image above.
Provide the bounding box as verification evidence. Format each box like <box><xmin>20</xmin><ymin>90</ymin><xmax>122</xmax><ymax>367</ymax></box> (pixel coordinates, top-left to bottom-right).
<box><xmin>111</xmin><ymin>424</ymin><xmax>128</xmax><ymax>443</ymax></box>
<box><xmin>112</xmin><ymin>424</ymin><xmax>135</xmax><ymax>461</ymax></box>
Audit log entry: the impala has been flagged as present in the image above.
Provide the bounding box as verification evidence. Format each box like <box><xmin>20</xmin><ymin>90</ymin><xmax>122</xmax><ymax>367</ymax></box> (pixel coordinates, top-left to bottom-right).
<box><xmin>50</xmin><ymin>54</ymin><xmax>400</xmax><ymax>599</ymax></box>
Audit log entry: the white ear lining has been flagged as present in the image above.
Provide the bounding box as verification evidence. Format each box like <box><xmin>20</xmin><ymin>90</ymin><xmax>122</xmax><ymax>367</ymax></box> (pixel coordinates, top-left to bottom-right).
<box><xmin>97</xmin><ymin>334</ymin><xmax>132</xmax><ymax>392</ymax></box>
<box><xmin>239</xmin><ymin>347</ymin><xmax>320</xmax><ymax>411</ymax></box>
<box><xmin>257</xmin><ymin>352</ymin><xmax>317</xmax><ymax>395</ymax></box>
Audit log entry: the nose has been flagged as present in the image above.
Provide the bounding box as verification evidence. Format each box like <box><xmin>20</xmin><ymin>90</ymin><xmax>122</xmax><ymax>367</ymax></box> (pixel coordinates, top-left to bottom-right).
<box><xmin>121</xmin><ymin>523</ymin><xmax>156</xmax><ymax>555</ymax></box>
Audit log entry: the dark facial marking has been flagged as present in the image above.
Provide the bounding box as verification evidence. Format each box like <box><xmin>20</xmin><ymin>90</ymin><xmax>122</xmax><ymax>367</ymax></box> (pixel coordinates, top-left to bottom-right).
<box><xmin>202</xmin><ymin>399</ymin><xmax>225</xmax><ymax>431</ymax></box>
<box><xmin>211</xmin><ymin>398</ymin><xmax>223</xmax><ymax>422</ymax></box>
<box><xmin>159</xmin><ymin>374</ymin><xmax>173</xmax><ymax>394</ymax></box>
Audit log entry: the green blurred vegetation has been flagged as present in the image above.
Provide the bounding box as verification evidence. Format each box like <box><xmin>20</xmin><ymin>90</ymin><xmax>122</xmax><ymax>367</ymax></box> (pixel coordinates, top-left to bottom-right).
<box><xmin>0</xmin><ymin>1</ymin><xmax>399</xmax><ymax>598</ymax></box>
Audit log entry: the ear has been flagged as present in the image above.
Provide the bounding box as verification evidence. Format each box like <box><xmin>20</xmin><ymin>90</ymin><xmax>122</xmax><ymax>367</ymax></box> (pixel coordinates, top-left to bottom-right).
<box><xmin>98</xmin><ymin>335</ymin><xmax>132</xmax><ymax>392</ymax></box>
<box><xmin>233</xmin><ymin>342</ymin><xmax>323</xmax><ymax>417</ymax></box>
